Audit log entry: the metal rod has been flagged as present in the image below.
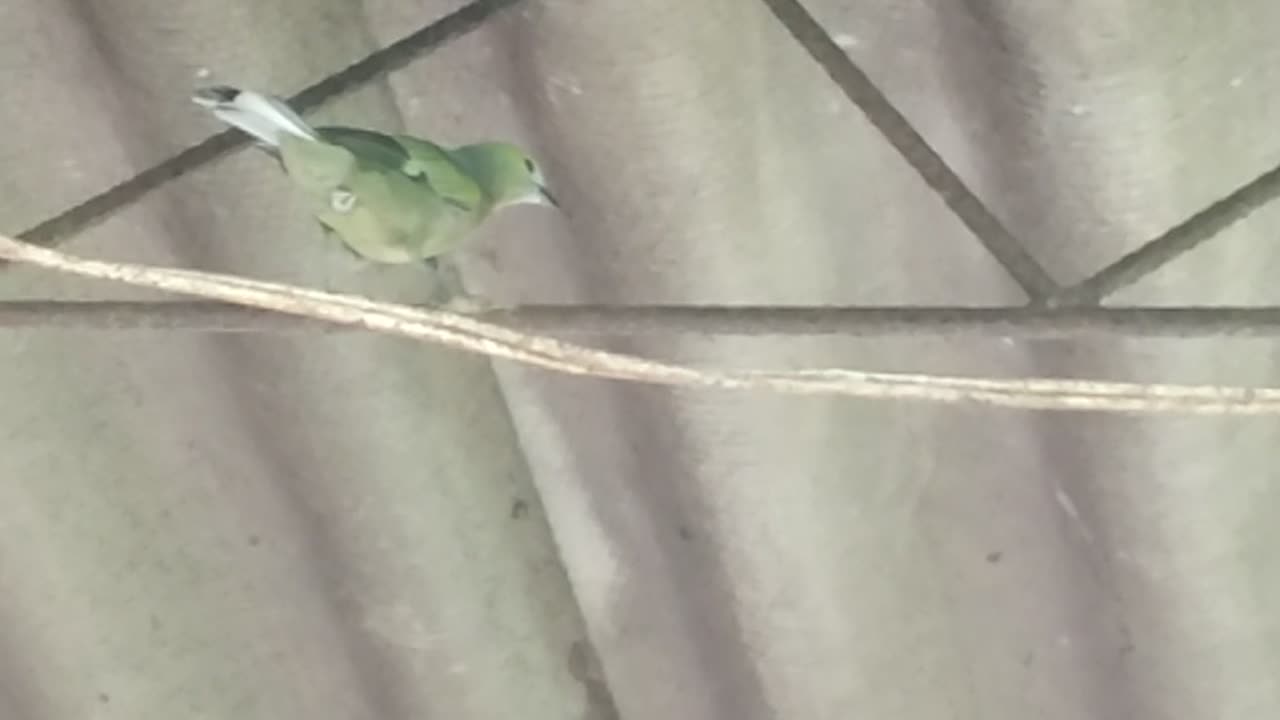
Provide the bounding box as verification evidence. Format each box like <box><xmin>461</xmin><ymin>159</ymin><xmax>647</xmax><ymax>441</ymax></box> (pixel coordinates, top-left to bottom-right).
<box><xmin>758</xmin><ymin>0</ymin><xmax>1060</xmax><ymax>302</ymax></box>
<box><xmin>1048</xmin><ymin>160</ymin><xmax>1280</xmax><ymax>306</ymax></box>
<box><xmin>7</xmin><ymin>301</ymin><xmax>1280</xmax><ymax>338</ymax></box>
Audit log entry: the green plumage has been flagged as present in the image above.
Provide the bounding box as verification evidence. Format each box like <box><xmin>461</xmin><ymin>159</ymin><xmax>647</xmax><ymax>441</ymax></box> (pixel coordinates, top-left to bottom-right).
<box><xmin>280</xmin><ymin>129</ymin><xmax>487</xmax><ymax>263</ymax></box>
<box><xmin>192</xmin><ymin>85</ymin><xmax>557</xmax><ymax>268</ymax></box>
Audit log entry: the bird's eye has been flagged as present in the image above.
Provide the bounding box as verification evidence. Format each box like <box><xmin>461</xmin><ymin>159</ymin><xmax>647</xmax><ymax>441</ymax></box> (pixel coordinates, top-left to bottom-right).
<box><xmin>523</xmin><ymin>158</ymin><xmax>536</xmax><ymax>173</ymax></box>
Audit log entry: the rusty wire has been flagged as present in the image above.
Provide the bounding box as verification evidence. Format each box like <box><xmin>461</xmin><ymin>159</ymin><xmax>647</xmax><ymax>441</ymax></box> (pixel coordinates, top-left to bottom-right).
<box><xmin>3</xmin><ymin>0</ymin><xmax>1280</xmax><ymax>338</ymax></box>
<box><xmin>10</xmin><ymin>234</ymin><xmax>1280</xmax><ymax>415</ymax></box>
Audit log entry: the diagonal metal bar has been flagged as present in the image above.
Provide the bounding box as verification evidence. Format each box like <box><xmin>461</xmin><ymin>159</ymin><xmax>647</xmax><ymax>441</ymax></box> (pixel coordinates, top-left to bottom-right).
<box><xmin>9</xmin><ymin>300</ymin><xmax>1280</xmax><ymax>339</ymax></box>
<box><xmin>12</xmin><ymin>0</ymin><xmax>525</xmax><ymax>255</ymax></box>
<box><xmin>1047</xmin><ymin>159</ymin><xmax>1280</xmax><ymax>306</ymax></box>
<box><xmin>758</xmin><ymin>0</ymin><xmax>1060</xmax><ymax>303</ymax></box>
<box><xmin>15</xmin><ymin>130</ymin><xmax>245</xmax><ymax>252</ymax></box>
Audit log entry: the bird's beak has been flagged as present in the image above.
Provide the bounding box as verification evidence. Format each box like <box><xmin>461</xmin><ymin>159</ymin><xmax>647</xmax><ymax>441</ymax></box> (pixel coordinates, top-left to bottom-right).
<box><xmin>538</xmin><ymin>185</ymin><xmax>561</xmax><ymax>209</ymax></box>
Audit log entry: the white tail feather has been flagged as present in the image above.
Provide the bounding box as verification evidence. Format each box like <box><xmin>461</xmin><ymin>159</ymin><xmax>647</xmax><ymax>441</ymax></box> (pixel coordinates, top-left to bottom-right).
<box><xmin>192</xmin><ymin>86</ymin><xmax>318</xmax><ymax>148</ymax></box>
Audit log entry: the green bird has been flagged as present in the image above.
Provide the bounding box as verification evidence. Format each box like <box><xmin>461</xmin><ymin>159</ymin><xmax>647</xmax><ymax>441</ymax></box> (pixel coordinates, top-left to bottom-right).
<box><xmin>192</xmin><ymin>85</ymin><xmax>558</xmax><ymax>275</ymax></box>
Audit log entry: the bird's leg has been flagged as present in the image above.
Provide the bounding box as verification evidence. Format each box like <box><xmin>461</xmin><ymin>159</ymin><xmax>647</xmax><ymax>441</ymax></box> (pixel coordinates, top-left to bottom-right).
<box><xmin>314</xmin><ymin>224</ymin><xmax>363</xmax><ymax>293</ymax></box>
<box><xmin>339</xmin><ymin>243</ymin><xmax>364</xmax><ymax>262</ymax></box>
<box><xmin>320</xmin><ymin>224</ymin><xmax>364</xmax><ymax>262</ymax></box>
<box><xmin>426</xmin><ymin>255</ymin><xmax>502</xmax><ymax>314</ymax></box>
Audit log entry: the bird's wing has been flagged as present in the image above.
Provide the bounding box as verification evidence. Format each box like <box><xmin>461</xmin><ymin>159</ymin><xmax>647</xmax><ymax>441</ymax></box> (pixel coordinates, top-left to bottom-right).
<box><xmin>317</xmin><ymin>127</ymin><xmax>484</xmax><ymax>214</ymax></box>
<box><xmin>316</xmin><ymin>127</ymin><xmax>411</xmax><ymax>173</ymax></box>
<box><xmin>392</xmin><ymin>134</ymin><xmax>485</xmax><ymax>214</ymax></box>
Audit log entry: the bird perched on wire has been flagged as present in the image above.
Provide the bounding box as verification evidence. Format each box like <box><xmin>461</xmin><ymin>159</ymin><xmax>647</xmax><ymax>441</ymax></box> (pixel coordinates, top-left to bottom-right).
<box><xmin>192</xmin><ymin>85</ymin><xmax>558</xmax><ymax>303</ymax></box>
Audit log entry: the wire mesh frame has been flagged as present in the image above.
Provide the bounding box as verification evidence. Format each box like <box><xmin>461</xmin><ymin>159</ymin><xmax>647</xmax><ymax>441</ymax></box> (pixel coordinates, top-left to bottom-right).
<box><xmin>6</xmin><ymin>0</ymin><xmax>1280</xmax><ymax>338</ymax></box>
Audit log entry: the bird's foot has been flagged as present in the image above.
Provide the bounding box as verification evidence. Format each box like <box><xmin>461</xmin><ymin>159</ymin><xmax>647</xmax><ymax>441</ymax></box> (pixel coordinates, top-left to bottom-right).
<box><xmin>424</xmin><ymin>255</ymin><xmax>510</xmax><ymax>315</ymax></box>
<box><xmin>438</xmin><ymin>291</ymin><xmax>506</xmax><ymax>315</ymax></box>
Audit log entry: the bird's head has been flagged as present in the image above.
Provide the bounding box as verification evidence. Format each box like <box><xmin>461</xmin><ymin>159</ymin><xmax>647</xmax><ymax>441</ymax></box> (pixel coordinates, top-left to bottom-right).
<box><xmin>454</xmin><ymin>142</ymin><xmax>560</xmax><ymax>210</ymax></box>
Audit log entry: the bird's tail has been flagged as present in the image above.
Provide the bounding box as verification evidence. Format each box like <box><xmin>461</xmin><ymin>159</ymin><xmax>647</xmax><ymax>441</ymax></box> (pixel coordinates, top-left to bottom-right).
<box><xmin>192</xmin><ymin>85</ymin><xmax>318</xmax><ymax>148</ymax></box>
